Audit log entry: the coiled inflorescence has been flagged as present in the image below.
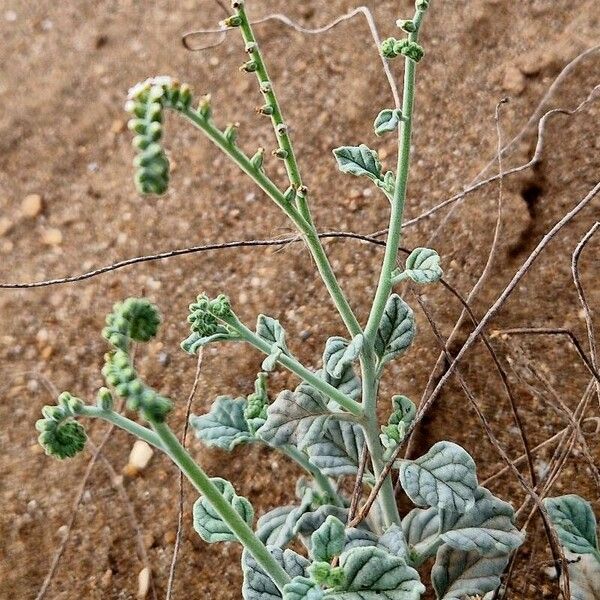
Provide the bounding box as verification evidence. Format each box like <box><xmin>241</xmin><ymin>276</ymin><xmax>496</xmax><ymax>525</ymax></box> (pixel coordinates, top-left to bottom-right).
<box><xmin>102</xmin><ymin>298</ymin><xmax>172</xmax><ymax>422</ymax></box>
<box><xmin>125</xmin><ymin>76</ymin><xmax>193</xmax><ymax>195</ymax></box>
<box><xmin>36</xmin><ymin>392</ymin><xmax>87</xmax><ymax>459</ymax></box>
<box><xmin>182</xmin><ymin>294</ymin><xmax>237</xmax><ymax>354</ymax></box>
<box><xmin>381</xmin><ymin>38</ymin><xmax>424</xmax><ymax>62</ymax></box>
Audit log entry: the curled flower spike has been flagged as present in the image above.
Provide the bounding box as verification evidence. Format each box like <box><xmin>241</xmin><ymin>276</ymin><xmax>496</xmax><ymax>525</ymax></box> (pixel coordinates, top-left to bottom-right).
<box><xmin>125</xmin><ymin>76</ymin><xmax>194</xmax><ymax>195</ymax></box>
<box><xmin>36</xmin><ymin>392</ymin><xmax>87</xmax><ymax>459</ymax></box>
<box><xmin>102</xmin><ymin>297</ymin><xmax>161</xmax><ymax>352</ymax></box>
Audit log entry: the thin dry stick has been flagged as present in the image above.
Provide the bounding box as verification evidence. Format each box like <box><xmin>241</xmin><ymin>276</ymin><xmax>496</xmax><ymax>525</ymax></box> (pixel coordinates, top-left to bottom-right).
<box><xmin>353</xmin><ymin>180</ymin><xmax>600</xmax><ymax>527</ymax></box>
<box><xmin>572</xmin><ymin>221</ymin><xmax>600</xmax><ymax>406</ymax></box>
<box><xmin>165</xmin><ymin>350</ymin><xmax>204</xmax><ymax>600</ymax></box>
<box><xmin>414</xmin><ymin>295</ymin><xmax>568</xmax><ymax>600</ymax></box>
<box><xmin>347</xmin><ymin>444</ymin><xmax>369</xmax><ymax>524</ymax></box>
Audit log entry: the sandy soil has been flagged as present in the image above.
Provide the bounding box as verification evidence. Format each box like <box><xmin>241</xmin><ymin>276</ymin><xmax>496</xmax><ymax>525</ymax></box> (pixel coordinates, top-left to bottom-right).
<box><xmin>0</xmin><ymin>0</ymin><xmax>599</xmax><ymax>598</ymax></box>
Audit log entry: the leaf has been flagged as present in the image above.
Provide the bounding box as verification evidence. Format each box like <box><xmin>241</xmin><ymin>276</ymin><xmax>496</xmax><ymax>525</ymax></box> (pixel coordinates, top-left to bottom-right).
<box><xmin>440</xmin><ymin>487</ymin><xmax>524</xmax><ymax>556</ymax></box>
<box><xmin>181</xmin><ymin>330</ymin><xmax>232</xmax><ymax>354</ymax></box>
<box><xmin>374</xmin><ymin>109</ymin><xmax>403</xmax><ymax>136</ymax></box>
<box><xmin>311</xmin><ymin>515</ymin><xmax>346</xmax><ymax>562</ymax></box>
<box><xmin>262</xmin><ymin>345</ymin><xmax>284</xmax><ymax>372</ymax></box>
<box><xmin>403</xmin><ymin>248</ymin><xmax>443</xmax><ymax>284</ymax></box>
<box><xmin>257</xmin><ymin>314</ymin><xmax>289</xmax><ymax>354</ymax></box>
<box><xmin>431</xmin><ymin>546</ymin><xmax>508</xmax><ymax>600</ymax></box>
<box><xmin>323</xmin><ymin>335</ymin><xmax>364</xmax><ymax>379</ymax></box>
<box><xmin>257</xmin><ymin>384</ymin><xmax>332</xmax><ymax>450</ymax></box>
<box><xmin>189</xmin><ymin>396</ymin><xmax>253</xmax><ymax>451</ymax></box>
<box><xmin>544</xmin><ymin>495</ymin><xmax>599</xmax><ymax>555</ymax></box>
<box><xmin>402</xmin><ymin>507</ymin><xmax>441</xmax><ymax>559</ymax></box>
<box><xmin>343</xmin><ymin>527</ymin><xmax>380</xmax><ymax>551</ymax></box>
<box><xmin>398</xmin><ymin>441</ymin><xmax>478</xmax><ymax>513</ymax></box>
<box><xmin>295</xmin><ymin>505</ymin><xmax>351</xmax><ymax>539</ymax></box>
<box><xmin>379</xmin><ymin>524</ymin><xmax>410</xmax><ymax>560</ymax></box>
<box><xmin>283</xmin><ymin>577</ymin><xmax>323</xmax><ymax>600</ymax></box>
<box><xmin>242</xmin><ymin>547</ymin><xmax>310</xmax><ymax>600</ymax></box>
<box><xmin>566</xmin><ymin>551</ymin><xmax>600</xmax><ymax>600</ymax></box>
<box><xmin>333</xmin><ymin>145</ymin><xmax>382</xmax><ymax>181</ymax></box>
<box><xmin>193</xmin><ymin>477</ymin><xmax>254</xmax><ymax>543</ymax></box>
<box><xmin>318</xmin><ymin>365</ymin><xmax>361</xmax><ymax>402</ymax></box>
<box><xmin>332</xmin><ymin>546</ymin><xmax>425</xmax><ymax>600</ymax></box>
<box><xmin>374</xmin><ymin>295</ymin><xmax>416</xmax><ymax>365</ymax></box>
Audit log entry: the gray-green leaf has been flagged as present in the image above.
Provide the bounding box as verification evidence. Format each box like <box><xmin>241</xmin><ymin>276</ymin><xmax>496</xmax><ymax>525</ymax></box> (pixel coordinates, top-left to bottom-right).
<box><xmin>311</xmin><ymin>515</ymin><xmax>346</xmax><ymax>562</ymax></box>
<box><xmin>332</xmin><ymin>546</ymin><xmax>425</xmax><ymax>600</ymax></box>
<box><xmin>379</xmin><ymin>524</ymin><xmax>410</xmax><ymax>560</ymax></box>
<box><xmin>333</xmin><ymin>145</ymin><xmax>382</xmax><ymax>181</ymax></box>
<box><xmin>189</xmin><ymin>396</ymin><xmax>253</xmax><ymax>451</ymax></box>
<box><xmin>257</xmin><ymin>384</ymin><xmax>332</xmax><ymax>450</ymax></box>
<box><xmin>257</xmin><ymin>314</ymin><xmax>289</xmax><ymax>354</ymax></box>
<box><xmin>398</xmin><ymin>441</ymin><xmax>478</xmax><ymax>513</ymax></box>
<box><xmin>566</xmin><ymin>551</ymin><xmax>600</xmax><ymax>600</ymax></box>
<box><xmin>318</xmin><ymin>366</ymin><xmax>361</xmax><ymax>402</ymax></box>
<box><xmin>375</xmin><ymin>295</ymin><xmax>416</xmax><ymax>366</ymax></box>
<box><xmin>440</xmin><ymin>487</ymin><xmax>524</xmax><ymax>556</ymax></box>
<box><xmin>323</xmin><ymin>335</ymin><xmax>364</xmax><ymax>379</ymax></box>
<box><xmin>295</xmin><ymin>505</ymin><xmax>351</xmax><ymax>539</ymax></box>
<box><xmin>181</xmin><ymin>330</ymin><xmax>233</xmax><ymax>354</ymax></box>
<box><xmin>193</xmin><ymin>477</ymin><xmax>254</xmax><ymax>543</ymax></box>
<box><xmin>431</xmin><ymin>546</ymin><xmax>508</xmax><ymax>600</ymax></box>
<box><xmin>283</xmin><ymin>577</ymin><xmax>323</xmax><ymax>600</ymax></box>
<box><xmin>544</xmin><ymin>495</ymin><xmax>599</xmax><ymax>555</ymax></box>
<box><xmin>403</xmin><ymin>248</ymin><xmax>443</xmax><ymax>284</ymax></box>
<box><xmin>374</xmin><ymin>109</ymin><xmax>403</xmax><ymax>136</ymax></box>
<box><xmin>402</xmin><ymin>507</ymin><xmax>441</xmax><ymax>559</ymax></box>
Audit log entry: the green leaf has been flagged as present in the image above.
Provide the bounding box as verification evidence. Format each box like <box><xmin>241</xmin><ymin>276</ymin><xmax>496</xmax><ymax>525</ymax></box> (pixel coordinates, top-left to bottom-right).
<box><xmin>318</xmin><ymin>366</ymin><xmax>361</xmax><ymax>402</ymax></box>
<box><xmin>398</xmin><ymin>441</ymin><xmax>478</xmax><ymax>513</ymax></box>
<box><xmin>566</xmin><ymin>551</ymin><xmax>600</xmax><ymax>600</ymax></box>
<box><xmin>333</xmin><ymin>145</ymin><xmax>382</xmax><ymax>181</ymax></box>
<box><xmin>440</xmin><ymin>487</ymin><xmax>524</xmax><ymax>556</ymax></box>
<box><xmin>311</xmin><ymin>515</ymin><xmax>346</xmax><ymax>562</ymax></box>
<box><xmin>402</xmin><ymin>248</ymin><xmax>443</xmax><ymax>284</ymax></box>
<box><xmin>306</xmin><ymin>418</ymin><xmax>368</xmax><ymax>478</ymax></box>
<box><xmin>189</xmin><ymin>396</ymin><xmax>253</xmax><ymax>450</ymax></box>
<box><xmin>402</xmin><ymin>507</ymin><xmax>441</xmax><ymax>559</ymax></box>
<box><xmin>257</xmin><ymin>314</ymin><xmax>289</xmax><ymax>354</ymax></box>
<box><xmin>332</xmin><ymin>546</ymin><xmax>425</xmax><ymax>600</ymax></box>
<box><xmin>379</xmin><ymin>524</ymin><xmax>409</xmax><ymax>560</ymax></box>
<box><xmin>193</xmin><ymin>477</ymin><xmax>254</xmax><ymax>543</ymax></box>
<box><xmin>431</xmin><ymin>546</ymin><xmax>508</xmax><ymax>600</ymax></box>
<box><xmin>257</xmin><ymin>384</ymin><xmax>334</xmax><ymax>450</ymax></box>
<box><xmin>544</xmin><ymin>495</ymin><xmax>599</xmax><ymax>555</ymax></box>
<box><xmin>295</xmin><ymin>505</ymin><xmax>351</xmax><ymax>539</ymax></box>
<box><xmin>374</xmin><ymin>109</ymin><xmax>403</xmax><ymax>136</ymax></box>
<box><xmin>283</xmin><ymin>577</ymin><xmax>323</xmax><ymax>600</ymax></box>
<box><xmin>242</xmin><ymin>547</ymin><xmax>310</xmax><ymax>600</ymax></box>
<box><xmin>374</xmin><ymin>295</ymin><xmax>416</xmax><ymax>366</ymax></box>
<box><xmin>323</xmin><ymin>335</ymin><xmax>364</xmax><ymax>379</ymax></box>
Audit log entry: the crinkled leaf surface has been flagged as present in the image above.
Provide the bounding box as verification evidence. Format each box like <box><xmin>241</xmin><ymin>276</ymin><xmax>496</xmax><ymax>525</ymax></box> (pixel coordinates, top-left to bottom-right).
<box><xmin>402</xmin><ymin>507</ymin><xmax>440</xmax><ymax>553</ymax></box>
<box><xmin>323</xmin><ymin>335</ymin><xmax>363</xmax><ymax>380</ymax></box>
<box><xmin>242</xmin><ymin>547</ymin><xmax>310</xmax><ymax>600</ymax></box>
<box><xmin>318</xmin><ymin>366</ymin><xmax>361</xmax><ymax>402</ymax></box>
<box><xmin>375</xmin><ymin>295</ymin><xmax>416</xmax><ymax>365</ymax></box>
<box><xmin>378</xmin><ymin>524</ymin><xmax>410</xmax><ymax>560</ymax></box>
<box><xmin>189</xmin><ymin>396</ymin><xmax>253</xmax><ymax>450</ymax></box>
<box><xmin>257</xmin><ymin>314</ymin><xmax>289</xmax><ymax>354</ymax></box>
<box><xmin>566</xmin><ymin>551</ymin><xmax>600</xmax><ymax>600</ymax></box>
<box><xmin>295</xmin><ymin>505</ymin><xmax>351</xmax><ymax>539</ymax></box>
<box><xmin>544</xmin><ymin>495</ymin><xmax>599</xmax><ymax>555</ymax></box>
<box><xmin>440</xmin><ymin>487</ymin><xmax>524</xmax><ymax>556</ymax></box>
<box><xmin>257</xmin><ymin>384</ymin><xmax>333</xmax><ymax>450</ymax></box>
<box><xmin>311</xmin><ymin>515</ymin><xmax>346</xmax><ymax>562</ymax></box>
<box><xmin>403</xmin><ymin>248</ymin><xmax>443</xmax><ymax>284</ymax></box>
<box><xmin>431</xmin><ymin>546</ymin><xmax>508</xmax><ymax>600</ymax></box>
<box><xmin>283</xmin><ymin>576</ymin><xmax>323</xmax><ymax>600</ymax></box>
<box><xmin>374</xmin><ymin>108</ymin><xmax>403</xmax><ymax>136</ymax></box>
<box><xmin>331</xmin><ymin>546</ymin><xmax>425</xmax><ymax>600</ymax></box>
<box><xmin>193</xmin><ymin>477</ymin><xmax>254</xmax><ymax>543</ymax></box>
<box><xmin>333</xmin><ymin>145</ymin><xmax>382</xmax><ymax>181</ymax></box>
<box><xmin>399</xmin><ymin>442</ymin><xmax>478</xmax><ymax>513</ymax></box>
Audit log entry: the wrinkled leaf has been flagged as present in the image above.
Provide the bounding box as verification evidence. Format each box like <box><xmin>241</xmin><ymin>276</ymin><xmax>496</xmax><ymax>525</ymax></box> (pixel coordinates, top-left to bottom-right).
<box><xmin>189</xmin><ymin>396</ymin><xmax>253</xmax><ymax>450</ymax></box>
<box><xmin>374</xmin><ymin>108</ymin><xmax>403</xmax><ymax>136</ymax></box>
<box><xmin>398</xmin><ymin>441</ymin><xmax>478</xmax><ymax>513</ymax></box>
<box><xmin>283</xmin><ymin>576</ymin><xmax>323</xmax><ymax>600</ymax></box>
<box><xmin>193</xmin><ymin>477</ymin><xmax>254</xmax><ymax>543</ymax></box>
<box><xmin>375</xmin><ymin>295</ymin><xmax>416</xmax><ymax>366</ymax></box>
<box><xmin>257</xmin><ymin>314</ymin><xmax>289</xmax><ymax>354</ymax></box>
<box><xmin>332</xmin><ymin>545</ymin><xmax>425</xmax><ymax>600</ymax></box>
<box><xmin>544</xmin><ymin>495</ymin><xmax>599</xmax><ymax>555</ymax></box>
<box><xmin>440</xmin><ymin>487</ymin><xmax>524</xmax><ymax>556</ymax></box>
<box><xmin>318</xmin><ymin>366</ymin><xmax>361</xmax><ymax>402</ymax></box>
<box><xmin>311</xmin><ymin>515</ymin><xmax>346</xmax><ymax>562</ymax></box>
<box><xmin>295</xmin><ymin>505</ymin><xmax>351</xmax><ymax>539</ymax></box>
<box><xmin>323</xmin><ymin>335</ymin><xmax>364</xmax><ymax>380</ymax></box>
<box><xmin>257</xmin><ymin>384</ymin><xmax>332</xmax><ymax>450</ymax></box>
<box><xmin>566</xmin><ymin>551</ymin><xmax>600</xmax><ymax>600</ymax></box>
<box><xmin>333</xmin><ymin>145</ymin><xmax>382</xmax><ymax>181</ymax></box>
<box><xmin>242</xmin><ymin>547</ymin><xmax>310</xmax><ymax>600</ymax></box>
<box><xmin>379</xmin><ymin>524</ymin><xmax>410</xmax><ymax>560</ymax></box>
<box><xmin>431</xmin><ymin>546</ymin><xmax>508</xmax><ymax>600</ymax></box>
<box><xmin>403</xmin><ymin>248</ymin><xmax>443</xmax><ymax>284</ymax></box>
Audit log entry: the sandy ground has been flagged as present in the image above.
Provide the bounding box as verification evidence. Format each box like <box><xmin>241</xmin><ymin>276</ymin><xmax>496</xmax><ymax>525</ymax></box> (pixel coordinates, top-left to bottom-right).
<box><xmin>0</xmin><ymin>0</ymin><xmax>599</xmax><ymax>598</ymax></box>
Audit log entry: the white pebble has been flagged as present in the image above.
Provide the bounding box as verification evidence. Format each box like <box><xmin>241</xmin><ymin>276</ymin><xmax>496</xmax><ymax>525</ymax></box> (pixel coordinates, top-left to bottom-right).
<box><xmin>128</xmin><ymin>440</ymin><xmax>154</xmax><ymax>471</ymax></box>
<box><xmin>137</xmin><ymin>567</ymin><xmax>151</xmax><ymax>598</ymax></box>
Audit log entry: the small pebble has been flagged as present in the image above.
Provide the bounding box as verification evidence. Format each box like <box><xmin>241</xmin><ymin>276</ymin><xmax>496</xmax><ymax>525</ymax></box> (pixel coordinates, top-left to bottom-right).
<box><xmin>21</xmin><ymin>193</ymin><xmax>43</xmax><ymax>218</ymax></box>
<box><xmin>100</xmin><ymin>569</ymin><xmax>113</xmax><ymax>589</ymax></box>
<box><xmin>41</xmin><ymin>227</ymin><xmax>63</xmax><ymax>246</ymax></box>
<box><xmin>137</xmin><ymin>567</ymin><xmax>151</xmax><ymax>599</ymax></box>
<box><xmin>127</xmin><ymin>440</ymin><xmax>154</xmax><ymax>472</ymax></box>
<box><xmin>502</xmin><ymin>65</ymin><xmax>526</xmax><ymax>95</ymax></box>
<box><xmin>0</xmin><ymin>217</ymin><xmax>12</xmax><ymax>236</ymax></box>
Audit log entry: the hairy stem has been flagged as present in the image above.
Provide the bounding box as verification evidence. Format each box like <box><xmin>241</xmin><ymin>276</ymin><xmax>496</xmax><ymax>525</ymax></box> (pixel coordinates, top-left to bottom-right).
<box><xmin>151</xmin><ymin>420</ymin><xmax>290</xmax><ymax>590</ymax></box>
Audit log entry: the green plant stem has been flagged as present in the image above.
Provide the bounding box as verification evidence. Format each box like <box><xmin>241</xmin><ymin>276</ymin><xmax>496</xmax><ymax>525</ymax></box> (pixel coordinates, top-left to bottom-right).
<box><xmin>281</xmin><ymin>445</ymin><xmax>344</xmax><ymax>507</ymax></box>
<box><xmin>181</xmin><ymin>108</ymin><xmax>362</xmax><ymax>339</ymax></box>
<box><xmin>223</xmin><ymin>314</ymin><xmax>364</xmax><ymax>417</ymax></box>
<box><xmin>151</xmin><ymin>419</ymin><xmax>290</xmax><ymax>590</ymax></box>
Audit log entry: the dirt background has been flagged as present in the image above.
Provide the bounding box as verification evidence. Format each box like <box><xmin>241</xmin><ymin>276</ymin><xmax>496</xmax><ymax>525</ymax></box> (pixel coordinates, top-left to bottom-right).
<box><xmin>1</xmin><ymin>0</ymin><xmax>599</xmax><ymax>598</ymax></box>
